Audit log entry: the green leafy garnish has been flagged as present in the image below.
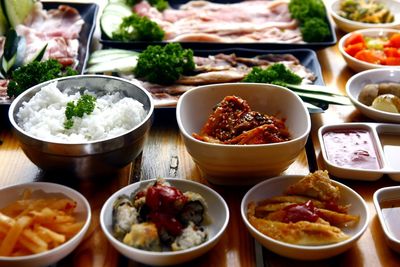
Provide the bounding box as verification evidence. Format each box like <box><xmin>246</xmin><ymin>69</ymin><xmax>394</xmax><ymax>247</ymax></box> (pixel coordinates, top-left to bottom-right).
<box><xmin>242</xmin><ymin>63</ymin><xmax>302</xmax><ymax>86</ymax></box>
<box><xmin>112</xmin><ymin>13</ymin><xmax>165</xmax><ymax>42</ymax></box>
<box><xmin>134</xmin><ymin>43</ymin><xmax>195</xmax><ymax>85</ymax></box>
<box><xmin>288</xmin><ymin>0</ymin><xmax>331</xmax><ymax>42</ymax></box>
<box><xmin>126</xmin><ymin>0</ymin><xmax>169</xmax><ymax>11</ymax></box>
<box><xmin>7</xmin><ymin>59</ymin><xmax>78</xmax><ymax>98</ymax></box>
<box><xmin>64</xmin><ymin>94</ymin><xmax>96</xmax><ymax>129</ymax></box>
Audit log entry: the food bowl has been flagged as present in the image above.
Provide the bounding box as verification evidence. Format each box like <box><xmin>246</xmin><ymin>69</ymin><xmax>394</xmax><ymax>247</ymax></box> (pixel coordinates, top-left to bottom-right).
<box><xmin>330</xmin><ymin>0</ymin><xmax>400</xmax><ymax>33</ymax></box>
<box><xmin>241</xmin><ymin>174</ymin><xmax>370</xmax><ymax>260</ymax></box>
<box><xmin>338</xmin><ymin>28</ymin><xmax>400</xmax><ymax>72</ymax></box>
<box><xmin>373</xmin><ymin>186</ymin><xmax>400</xmax><ymax>253</ymax></box>
<box><xmin>346</xmin><ymin>68</ymin><xmax>400</xmax><ymax>123</ymax></box>
<box><xmin>100</xmin><ymin>178</ymin><xmax>229</xmax><ymax>266</ymax></box>
<box><xmin>0</xmin><ymin>182</ymin><xmax>91</xmax><ymax>267</ymax></box>
<box><xmin>176</xmin><ymin>83</ymin><xmax>311</xmax><ymax>185</ymax></box>
<box><xmin>8</xmin><ymin>75</ymin><xmax>154</xmax><ymax>178</ymax></box>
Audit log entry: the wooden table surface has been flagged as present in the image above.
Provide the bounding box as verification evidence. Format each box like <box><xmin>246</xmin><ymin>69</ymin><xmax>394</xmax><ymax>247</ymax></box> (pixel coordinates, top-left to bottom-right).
<box><xmin>1</xmin><ymin>1</ymin><xmax>400</xmax><ymax>266</ymax></box>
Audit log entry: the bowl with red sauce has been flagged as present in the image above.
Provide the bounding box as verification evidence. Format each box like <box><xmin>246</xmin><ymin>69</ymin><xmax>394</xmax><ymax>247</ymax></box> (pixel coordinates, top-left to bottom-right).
<box><xmin>241</xmin><ymin>174</ymin><xmax>370</xmax><ymax>260</ymax></box>
<box><xmin>100</xmin><ymin>178</ymin><xmax>229</xmax><ymax>266</ymax></box>
<box><xmin>318</xmin><ymin>122</ymin><xmax>400</xmax><ymax>181</ymax></box>
<box><xmin>176</xmin><ymin>83</ymin><xmax>311</xmax><ymax>186</ymax></box>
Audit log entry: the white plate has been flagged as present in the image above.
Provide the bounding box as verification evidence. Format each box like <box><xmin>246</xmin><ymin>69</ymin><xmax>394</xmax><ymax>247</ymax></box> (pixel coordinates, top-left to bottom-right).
<box><xmin>241</xmin><ymin>175</ymin><xmax>369</xmax><ymax>260</ymax></box>
<box><xmin>318</xmin><ymin>122</ymin><xmax>400</xmax><ymax>181</ymax></box>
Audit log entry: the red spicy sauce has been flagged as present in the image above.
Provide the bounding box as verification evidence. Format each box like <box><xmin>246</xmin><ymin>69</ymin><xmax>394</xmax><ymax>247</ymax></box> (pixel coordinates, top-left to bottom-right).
<box><xmin>322</xmin><ymin>130</ymin><xmax>381</xmax><ymax>170</ymax></box>
<box><xmin>282</xmin><ymin>200</ymin><xmax>320</xmax><ymax>223</ymax></box>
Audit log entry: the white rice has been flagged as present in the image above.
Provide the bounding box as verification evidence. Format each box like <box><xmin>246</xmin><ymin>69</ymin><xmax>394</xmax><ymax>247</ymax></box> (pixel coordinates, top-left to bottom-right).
<box><xmin>17</xmin><ymin>81</ymin><xmax>147</xmax><ymax>142</ymax></box>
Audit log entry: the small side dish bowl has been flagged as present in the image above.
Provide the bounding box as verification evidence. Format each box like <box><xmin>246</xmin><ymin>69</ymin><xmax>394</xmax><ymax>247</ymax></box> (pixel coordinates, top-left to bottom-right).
<box><xmin>176</xmin><ymin>83</ymin><xmax>311</xmax><ymax>186</ymax></box>
<box><xmin>373</xmin><ymin>186</ymin><xmax>400</xmax><ymax>253</ymax></box>
<box><xmin>0</xmin><ymin>182</ymin><xmax>91</xmax><ymax>267</ymax></box>
<box><xmin>100</xmin><ymin>178</ymin><xmax>229</xmax><ymax>266</ymax></box>
<box><xmin>330</xmin><ymin>0</ymin><xmax>400</xmax><ymax>33</ymax></box>
<box><xmin>8</xmin><ymin>75</ymin><xmax>154</xmax><ymax>179</ymax></box>
<box><xmin>338</xmin><ymin>28</ymin><xmax>400</xmax><ymax>72</ymax></box>
<box><xmin>241</xmin><ymin>175</ymin><xmax>369</xmax><ymax>260</ymax></box>
<box><xmin>346</xmin><ymin>68</ymin><xmax>400</xmax><ymax>123</ymax></box>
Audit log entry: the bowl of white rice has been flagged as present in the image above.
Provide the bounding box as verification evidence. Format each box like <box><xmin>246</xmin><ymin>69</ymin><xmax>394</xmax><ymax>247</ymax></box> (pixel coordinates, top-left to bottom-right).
<box><xmin>8</xmin><ymin>75</ymin><xmax>154</xmax><ymax>178</ymax></box>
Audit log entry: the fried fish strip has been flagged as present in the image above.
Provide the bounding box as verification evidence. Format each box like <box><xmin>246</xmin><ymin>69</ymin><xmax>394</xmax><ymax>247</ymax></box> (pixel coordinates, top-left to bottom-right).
<box><xmin>247</xmin><ymin>202</ymin><xmax>349</xmax><ymax>245</ymax></box>
<box><xmin>286</xmin><ymin>170</ymin><xmax>341</xmax><ymax>203</ymax></box>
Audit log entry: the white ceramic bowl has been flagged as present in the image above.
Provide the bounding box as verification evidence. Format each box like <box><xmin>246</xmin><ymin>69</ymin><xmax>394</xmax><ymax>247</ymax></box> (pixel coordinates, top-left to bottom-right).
<box><xmin>241</xmin><ymin>175</ymin><xmax>370</xmax><ymax>260</ymax></box>
<box><xmin>346</xmin><ymin>68</ymin><xmax>400</xmax><ymax>123</ymax></box>
<box><xmin>330</xmin><ymin>0</ymin><xmax>400</xmax><ymax>33</ymax></box>
<box><xmin>176</xmin><ymin>83</ymin><xmax>311</xmax><ymax>186</ymax></box>
<box><xmin>373</xmin><ymin>186</ymin><xmax>400</xmax><ymax>253</ymax></box>
<box><xmin>0</xmin><ymin>182</ymin><xmax>91</xmax><ymax>267</ymax></box>
<box><xmin>100</xmin><ymin>178</ymin><xmax>229</xmax><ymax>266</ymax></box>
<box><xmin>338</xmin><ymin>28</ymin><xmax>400</xmax><ymax>72</ymax></box>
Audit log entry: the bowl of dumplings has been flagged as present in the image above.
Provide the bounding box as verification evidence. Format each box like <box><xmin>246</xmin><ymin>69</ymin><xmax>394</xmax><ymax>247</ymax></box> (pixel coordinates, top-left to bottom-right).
<box><xmin>346</xmin><ymin>68</ymin><xmax>400</xmax><ymax>123</ymax></box>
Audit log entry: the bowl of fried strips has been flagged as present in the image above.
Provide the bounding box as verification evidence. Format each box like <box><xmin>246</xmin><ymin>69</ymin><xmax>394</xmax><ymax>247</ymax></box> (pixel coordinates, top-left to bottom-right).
<box><xmin>241</xmin><ymin>170</ymin><xmax>369</xmax><ymax>260</ymax></box>
<box><xmin>0</xmin><ymin>182</ymin><xmax>91</xmax><ymax>267</ymax></box>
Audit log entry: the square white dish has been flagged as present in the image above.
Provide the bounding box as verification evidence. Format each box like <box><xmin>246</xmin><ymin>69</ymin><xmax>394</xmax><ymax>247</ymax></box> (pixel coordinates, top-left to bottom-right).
<box><xmin>318</xmin><ymin>123</ymin><xmax>400</xmax><ymax>181</ymax></box>
<box><xmin>373</xmin><ymin>186</ymin><xmax>400</xmax><ymax>253</ymax></box>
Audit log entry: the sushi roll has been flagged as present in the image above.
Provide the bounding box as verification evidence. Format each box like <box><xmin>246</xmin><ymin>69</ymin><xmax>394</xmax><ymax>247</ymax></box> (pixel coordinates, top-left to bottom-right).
<box><xmin>112</xmin><ymin>195</ymin><xmax>139</xmax><ymax>240</ymax></box>
<box><xmin>179</xmin><ymin>191</ymin><xmax>209</xmax><ymax>226</ymax></box>
<box><xmin>171</xmin><ymin>222</ymin><xmax>207</xmax><ymax>251</ymax></box>
<box><xmin>123</xmin><ymin>222</ymin><xmax>161</xmax><ymax>251</ymax></box>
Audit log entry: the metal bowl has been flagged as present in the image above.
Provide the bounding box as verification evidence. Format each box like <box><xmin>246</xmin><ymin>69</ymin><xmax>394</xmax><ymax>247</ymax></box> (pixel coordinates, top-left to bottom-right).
<box><xmin>8</xmin><ymin>75</ymin><xmax>154</xmax><ymax>178</ymax></box>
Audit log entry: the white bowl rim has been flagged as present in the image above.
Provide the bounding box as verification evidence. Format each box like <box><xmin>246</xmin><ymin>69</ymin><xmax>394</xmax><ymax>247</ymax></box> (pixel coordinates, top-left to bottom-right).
<box><xmin>339</xmin><ymin>28</ymin><xmax>400</xmax><ymax>69</ymax></box>
<box><xmin>241</xmin><ymin>174</ymin><xmax>370</xmax><ymax>251</ymax></box>
<box><xmin>330</xmin><ymin>0</ymin><xmax>400</xmax><ymax>28</ymax></box>
<box><xmin>345</xmin><ymin>68</ymin><xmax>400</xmax><ymax>119</ymax></box>
<box><xmin>8</xmin><ymin>74</ymin><xmax>155</xmax><ymax>145</ymax></box>
<box><xmin>100</xmin><ymin>178</ymin><xmax>230</xmax><ymax>256</ymax></box>
<box><xmin>176</xmin><ymin>82</ymin><xmax>311</xmax><ymax>148</ymax></box>
<box><xmin>0</xmin><ymin>181</ymin><xmax>92</xmax><ymax>261</ymax></box>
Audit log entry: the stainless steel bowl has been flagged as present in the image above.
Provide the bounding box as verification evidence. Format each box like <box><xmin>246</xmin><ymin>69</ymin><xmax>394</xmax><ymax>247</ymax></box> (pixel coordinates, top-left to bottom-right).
<box><xmin>8</xmin><ymin>75</ymin><xmax>154</xmax><ymax>178</ymax></box>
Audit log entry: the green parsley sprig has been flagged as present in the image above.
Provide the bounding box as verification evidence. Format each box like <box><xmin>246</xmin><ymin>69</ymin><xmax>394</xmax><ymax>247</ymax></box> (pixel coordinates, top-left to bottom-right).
<box><xmin>64</xmin><ymin>94</ymin><xmax>96</xmax><ymax>129</ymax></box>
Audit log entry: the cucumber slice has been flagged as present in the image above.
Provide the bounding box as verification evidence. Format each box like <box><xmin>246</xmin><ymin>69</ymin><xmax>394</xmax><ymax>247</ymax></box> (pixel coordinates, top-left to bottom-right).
<box><xmin>90</xmin><ymin>48</ymin><xmax>138</xmax><ymax>58</ymax></box>
<box><xmin>101</xmin><ymin>2</ymin><xmax>132</xmax><ymax>39</ymax></box>
<box><xmin>108</xmin><ymin>0</ymin><xmax>127</xmax><ymax>3</ymax></box>
<box><xmin>2</xmin><ymin>0</ymin><xmax>35</xmax><ymax>28</ymax></box>
<box><xmin>86</xmin><ymin>55</ymin><xmax>138</xmax><ymax>74</ymax></box>
<box><xmin>89</xmin><ymin>51</ymin><xmax>138</xmax><ymax>65</ymax></box>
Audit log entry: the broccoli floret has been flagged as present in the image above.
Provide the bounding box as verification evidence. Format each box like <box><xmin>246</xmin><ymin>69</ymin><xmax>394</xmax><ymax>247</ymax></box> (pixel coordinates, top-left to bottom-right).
<box><xmin>301</xmin><ymin>18</ymin><xmax>331</xmax><ymax>42</ymax></box>
<box><xmin>134</xmin><ymin>43</ymin><xmax>195</xmax><ymax>85</ymax></box>
<box><xmin>242</xmin><ymin>63</ymin><xmax>302</xmax><ymax>86</ymax></box>
<box><xmin>112</xmin><ymin>13</ymin><xmax>165</xmax><ymax>42</ymax></box>
<box><xmin>7</xmin><ymin>59</ymin><xmax>78</xmax><ymax>98</ymax></box>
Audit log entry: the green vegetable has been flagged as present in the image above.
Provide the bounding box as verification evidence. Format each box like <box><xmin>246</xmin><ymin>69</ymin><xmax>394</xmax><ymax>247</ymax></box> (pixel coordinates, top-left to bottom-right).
<box><xmin>64</xmin><ymin>94</ymin><xmax>96</xmax><ymax>129</ymax></box>
<box><xmin>134</xmin><ymin>43</ymin><xmax>195</xmax><ymax>85</ymax></box>
<box><xmin>300</xmin><ymin>18</ymin><xmax>331</xmax><ymax>43</ymax></box>
<box><xmin>7</xmin><ymin>59</ymin><xmax>78</xmax><ymax>98</ymax></box>
<box><xmin>242</xmin><ymin>63</ymin><xmax>302</xmax><ymax>86</ymax></box>
<box><xmin>126</xmin><ymin>0</ymin><xmax>169</xmax><ymax>11</ymax></box>
<box><xmin>288</xmin><ymin>0</ymin><xmax>331</xmax><ymax>42</ymax></box>
<box><xmin>1</xmin><ymin>0</ymin><xmax>35</xmax><ymax>29</ymax></box>
<box><xmin>112</xmin><ymin>13</ymin><xmax>165</xmax><ymax>42</ymax></box>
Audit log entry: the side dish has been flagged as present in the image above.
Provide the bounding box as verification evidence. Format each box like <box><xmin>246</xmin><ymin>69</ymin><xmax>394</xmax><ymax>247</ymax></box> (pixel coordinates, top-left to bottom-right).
<box><xmin>338</xmin><ymin>0</ymin><xmax>394</xmax><ymax>24</ymax></box>
<box><xmin>193</xmin><ymin>95</ymin><xmax>290</xmax><ymax>144</ymax></box>
<box><xmin>112</xmin><ymin>179</ymin><xmax>209</xmax><ymax>252</ymax></box>
<box><xmin>0</xmin><ymin>189</ymin><xmax>83</xmax><ymax>257</ymax></box>
<box><xmin>358</xmin><ymin>82</ymin><xmax>400</xmax><ymax>113</ymax></box>
<box><xmin>16</xmin><ymin>81</ymin><xmax>146</xmax><ymax>142</ymax></box>
<box><xmin>247</xmin><ymin>170</ymin><xmax>360</xmax><ymax>245</ymax></box>
<box><xmin>343</xmin><ymin>32</ymin><xmax>400</xmax><ymax>66</ymax></box>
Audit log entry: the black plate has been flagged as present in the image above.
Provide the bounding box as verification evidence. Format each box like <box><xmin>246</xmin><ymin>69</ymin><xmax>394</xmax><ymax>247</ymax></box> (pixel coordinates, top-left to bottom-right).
<box><xmin>0</xmin><ymin>2</ymin><xmax>99</xmax><ymax>106</ymax></box>
<box><xmin>100</xmin><ymin>0</ymin><xmax>337</xmax><ymax>50</ymax></box>
<box><xmin>132</xmin><ymin>47</ymin><xmax>327</xmax><ymax>110</ymax></box>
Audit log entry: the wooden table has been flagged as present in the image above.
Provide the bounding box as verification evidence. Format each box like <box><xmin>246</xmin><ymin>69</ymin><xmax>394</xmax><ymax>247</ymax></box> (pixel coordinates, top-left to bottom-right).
<box><xmin>1</xmin><ymin>1</ymin><xmax>400</xmax><ymax>266</ymax></box>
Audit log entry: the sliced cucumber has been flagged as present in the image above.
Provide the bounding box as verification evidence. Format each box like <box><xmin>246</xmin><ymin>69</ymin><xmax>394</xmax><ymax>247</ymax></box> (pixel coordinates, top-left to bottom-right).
<box><xmin>90</xmin><ymin>48</ymin><xmax>137</xmax><ymax>58</ymax></box>
<box><xmin>101</xmin><ymin>2</ymin><xmax>132</xmax><ymax>39</ymax></box>
<box><xmin>89</xmin><ymin>51</ymin><xmax>138</xmax><ymax>65</ymax></box>
<box><xmin>86</xmin><ymin>55</ymin><xmax>138</xmax><ymax>74</ymax></box>
<box><xmin>2</xmin><ymin>0</ymin><xmax>35</xmax><ymax>28</ymax></box>
<box><xmin>108</xmin><ymin>0</ymin><xmax>127</xmax><ymax>3</ymax></box>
